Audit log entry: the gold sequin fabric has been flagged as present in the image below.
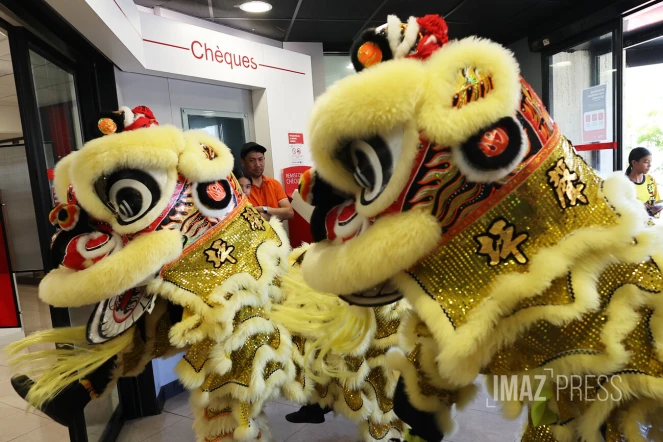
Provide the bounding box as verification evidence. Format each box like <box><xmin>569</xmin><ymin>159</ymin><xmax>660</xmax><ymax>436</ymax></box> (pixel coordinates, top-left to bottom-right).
<box><xmin>263</xmin><ymin>360</ymin><xmax>282</xmax><ymax>380</ymax></box>
<box><xmin>161</xmin><ymin>199</ymin><xmax>281</xmax><ymax>304</ymax></box>
<box><xmin>520</xmin><ymin>415</ymin><xmax>557</xmax><ymax>442</ymax></box>
<box><xmin>154</xmin><ymin>312</ymin><xmax>172</xmax><ymax>358</ymax></box>
<box><xmin>315</xmin><ymin>383</ymin><xmax>329</xmax><ymax>399</ymax></box>
<box><xmin>332</xmin><ymin>379</ymin><xmax>364</xmax><ymax>411</ymax></box>
<box><xmin>374</xmin><ymin>311</ymin><xmax>400</xmax><ymax>340</ymax></box>
<box><xmin>365</xmin><ymin>367</ymin><xmax>393</xmax><ymax>413</ymax></box>
<box><xmin>202</xmin><ymin>328</ymin><xmax>281</xmax><ymax>392</ymax></box>
<box><xmin>452</xmin><ymin>65</ymin><xmax>493</xmax><ymax>109</ymax></box>
<box><xmin>184</xmin><ymin>339</ymin><xmax>215</xmax><ymax>373</ymax></box>
<box><xmin>407</xmin><ymin>343</ymin><xmax>459</xmax><ymax>403</ymax></box>
<box><xmin>233</xmin><ymin>305</ymin><xmax>267</xmax><ymax>327</ymax></box>
<box><xmin>487</xmin><ymin>260</ymin><xmax>661</xmax><ymax>374</ymax></box>
<box><xmin>409</xmin><ymin>135</ymin><xmax>618</xmax><ymax>330</ymax></box>
<box><xmin>204</xmin><ymin>406</ymin><xmax>232</xmax><ymax>421</ymax></box>
<box><xmin>121</xmin><ymin>329</ymin><xmax>146</xmax><ymax>375</ymax></box>
<box><xmin>402</xmin><ymin>123</ymin><xmax>663</xmax><ymax>439</ymax></box>
<box><xmin>368</xmin><ymin>419</ymin><xmax>404</xmax><ymax>440</ymax></box>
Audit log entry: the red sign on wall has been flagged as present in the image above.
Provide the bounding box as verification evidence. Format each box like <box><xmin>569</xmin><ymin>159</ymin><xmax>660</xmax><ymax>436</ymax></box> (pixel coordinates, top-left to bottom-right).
<box><xmin>288</xmin><ymin>133</ymin><xmax>304</xmax><ymax>144</ymax></box>
<box><xmin>283</xmin><ymin>165</ymin><xmax>310</xmax><ymax>198</ymax></box>
<box><xmin>283</xmin><ymin>166</ymin><xmax>312</xmax><ymax>249</ymax></box>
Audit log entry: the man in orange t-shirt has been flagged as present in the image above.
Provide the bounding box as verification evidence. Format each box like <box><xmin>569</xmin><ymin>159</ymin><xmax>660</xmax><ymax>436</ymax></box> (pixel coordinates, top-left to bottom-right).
<box><xmin>241</xmin><ymin>142</ymin><xmax>294</xmax><ymax>221</ymax></box>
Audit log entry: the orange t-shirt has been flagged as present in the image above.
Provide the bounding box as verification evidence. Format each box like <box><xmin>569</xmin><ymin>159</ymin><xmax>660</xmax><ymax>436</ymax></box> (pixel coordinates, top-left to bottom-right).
<box><xmin>248</xmin><ymin>175</ymin><xmax>288</xmax><ymax>209</ymax></box>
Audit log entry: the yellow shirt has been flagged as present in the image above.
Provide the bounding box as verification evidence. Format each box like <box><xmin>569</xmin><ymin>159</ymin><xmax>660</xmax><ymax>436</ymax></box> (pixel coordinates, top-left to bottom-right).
<box><xmin>634</xmin><ymin>174</ymin><xmax>660</xmax><ymax>205</ymax></box>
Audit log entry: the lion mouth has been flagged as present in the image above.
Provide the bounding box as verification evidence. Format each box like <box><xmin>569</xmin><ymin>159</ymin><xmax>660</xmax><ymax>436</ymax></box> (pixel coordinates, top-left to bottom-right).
<box><xmin>339</xmin><ymin>280</ymin><xmax>402</xmax><ymax>306</ymax></box>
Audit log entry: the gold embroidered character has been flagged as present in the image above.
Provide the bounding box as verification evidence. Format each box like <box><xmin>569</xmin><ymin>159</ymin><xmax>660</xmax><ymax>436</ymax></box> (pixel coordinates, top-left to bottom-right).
<box><xmin>475</xmin><ymin>218</ymin><xmax>528</xmax><ymax>266</ymax></box>
<box><xmin>204</xmin><ymin>239</ymin><xmax>237</xmax><ymax>268</ymax></box>
<box><xmin>242</xmin><ymin>207</ymin><xmax>266</xmax><ymax>231</ymax></box>
<box><xmin>547</xmin><ymin>158</ymin><xmax>588</xmax><ymax>209</ymax></box>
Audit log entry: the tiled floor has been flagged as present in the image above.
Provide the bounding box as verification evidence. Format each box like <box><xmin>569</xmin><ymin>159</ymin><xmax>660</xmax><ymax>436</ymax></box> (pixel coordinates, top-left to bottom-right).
<box><xmin>0</xmin><ymin>329</ymin><xmax>69</xmax><ymax>442</ymax></box>
<box><xmin>112</xmin><ymin>382</ymin><xmax>527</xmax><ymax>442</ymax></box>
<box><xmin>0</xmin><ymin>286</ymin><xmax>528</xmax><ymax>441</ymax></box>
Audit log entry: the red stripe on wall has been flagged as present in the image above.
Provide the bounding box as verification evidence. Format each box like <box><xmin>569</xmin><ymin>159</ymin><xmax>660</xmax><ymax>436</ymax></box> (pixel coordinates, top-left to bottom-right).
<box><xmin>143</xmin><ymin>39</ymin><xmax>190</xmax><ymax>50</ymax></box>
<box><xmin>258</xmin><ymin>64</ymin><xmax>305</xmax><ymax>75</ymax></box>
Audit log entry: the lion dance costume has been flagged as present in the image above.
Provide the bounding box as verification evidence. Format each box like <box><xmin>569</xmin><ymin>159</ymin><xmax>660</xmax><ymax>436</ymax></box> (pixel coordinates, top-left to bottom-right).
<box><xmin>7</xmin><ymin>105</ymin><xmax>406</xmax><ymax>442</ymax></box>
<box><xmin>285</xmin><ymin>13</ymin><xmax>663</xmax><ymax>442</ymax></box>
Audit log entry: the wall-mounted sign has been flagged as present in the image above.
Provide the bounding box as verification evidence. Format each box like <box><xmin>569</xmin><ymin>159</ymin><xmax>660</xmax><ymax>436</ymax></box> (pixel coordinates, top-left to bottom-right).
<box><xmin>283</xmin><ymin>166</ymin><xmax>312</xmax><ymax>249</ymax></box>
<box><xmin>288</xmin><ymin>132</ymin><xmax>304</xmax><ymax>166</ymax></box>
<box><xmin>582</xmin><ymin>84</ymin><xmax>607</xmax><ymax>143</ymax></box>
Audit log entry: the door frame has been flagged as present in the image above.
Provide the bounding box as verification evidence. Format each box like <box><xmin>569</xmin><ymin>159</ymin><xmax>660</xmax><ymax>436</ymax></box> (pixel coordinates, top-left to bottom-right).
<box><xmin>0</xmin><ymin>2</ymin><xmax>122</xmax><ymax>440</ymax></box>
<box><xmin>181</xmin><ymin>108</ymin><xmax>251</xmax><ymax>137</ymax></box>
<box><xmin>542</xmin><ymin>19</ymin><xmax>624</xmax><ymax>171</ymax></box>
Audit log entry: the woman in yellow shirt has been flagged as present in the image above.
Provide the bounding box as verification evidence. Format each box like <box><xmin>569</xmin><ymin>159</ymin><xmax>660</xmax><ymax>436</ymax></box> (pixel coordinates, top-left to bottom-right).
<box><xmin>626</xmin><ymin>147</ymin><xmax>662</xmax><ymax>216</ymax></box>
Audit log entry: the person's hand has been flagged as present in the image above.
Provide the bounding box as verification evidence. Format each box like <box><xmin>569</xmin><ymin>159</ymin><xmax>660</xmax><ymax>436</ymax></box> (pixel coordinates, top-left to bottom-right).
<box><xmin>260</xmin><ymin>212</ymin><xmax>272</xmax><ymax>221</ymax></box>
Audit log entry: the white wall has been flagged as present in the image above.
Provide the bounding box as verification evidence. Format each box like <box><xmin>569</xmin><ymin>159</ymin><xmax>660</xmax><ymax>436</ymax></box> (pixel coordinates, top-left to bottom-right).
<box><xmin>323</xmin><ymin>55</ymin><xmax>355</xmax><ymax>89</ymax></box>
<box><xmin>0</xmin><ymin>146</ymin><xmax>41</xmax><ymax>271</ymax></box>
<box><xmin>46</xmin><ymin>0</ymin><xmax>315</xmax><ymax>186</ymax></box>
<box><xmin>152</xmin><ymin>353</ymin><xmax>181</xmax><ymax>392</ymax></box>
<box><xmin>114</xmin><ymin>69</ymin><xmax>279</xmax><ymax>177</ymax></box>
<box><xmin>283</xmin><ymin>42</ymin><xmax>325</xmax><ymax>99</ymax></box>
<box><xmin>115</xmin><ymin>69</ymin><xmax>255</xmax><ymax>133</ymax></box>
<box><xmin>508</xmin><ymin>38</ymin><xmax>543</xmax><ymax>98</ymax></box>
<box><xmin>153</xmin><ymin>7</ymin><xmax>282</xmax><ymax>49</ymax></box>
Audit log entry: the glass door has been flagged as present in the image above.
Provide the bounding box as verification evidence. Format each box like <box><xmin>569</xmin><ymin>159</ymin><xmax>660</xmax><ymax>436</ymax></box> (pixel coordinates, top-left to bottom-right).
<box><xmin>623</xmin><ymin>2</ymin><xmax>663</xmax><ymax>187</ymax></box>
<box><xmin>23</xmin><ymin>46</ymin><xmax>120</xmax><ymax>441</ymax></box>
<box><xmin>546</xmin><ymin>26</ymin><xmax>621</xmax><ymax>177</ymax></box>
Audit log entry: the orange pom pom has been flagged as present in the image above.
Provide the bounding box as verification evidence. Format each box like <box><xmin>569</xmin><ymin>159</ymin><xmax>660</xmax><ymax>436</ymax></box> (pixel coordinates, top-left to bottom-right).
<box><xmin>357</xmin><ymin>42</ymin><xmax>382</xmax><ymax>68</ymax></box>
<box><xmin>97</xmin><ymin>117</ymin><xmax>118</xmax><ymax>135</ymax></box>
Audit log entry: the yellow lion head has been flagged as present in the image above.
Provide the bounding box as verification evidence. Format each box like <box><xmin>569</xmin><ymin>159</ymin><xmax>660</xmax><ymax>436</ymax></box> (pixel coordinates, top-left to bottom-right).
<box><xmin>299</xmin><ymin>15</ymin><xmax>556</xmax><ymax>305</ymax></box>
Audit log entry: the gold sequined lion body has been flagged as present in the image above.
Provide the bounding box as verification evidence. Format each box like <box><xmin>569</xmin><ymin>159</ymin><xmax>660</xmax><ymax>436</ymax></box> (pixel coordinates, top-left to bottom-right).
<box><xmin>289</xmin><ymin>13</ymin><xmax>663</xmax><ymax>442</ymax></box>
<box><xmin>6</xmin><ymin>118</ymin><xmax>408</xmax><ymax>442</ymax></box>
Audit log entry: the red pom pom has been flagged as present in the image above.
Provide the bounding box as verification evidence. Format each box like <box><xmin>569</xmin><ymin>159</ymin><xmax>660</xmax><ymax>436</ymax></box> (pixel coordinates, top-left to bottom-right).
<box><xmin>416</xmin><ymin>14</ymin><xmax>449</xmax><ymax>45</ymax></box>
<box><xmin>406</xmin><ymin>14</ymin><xmax>449</xmax><ymax>61</ymax></box>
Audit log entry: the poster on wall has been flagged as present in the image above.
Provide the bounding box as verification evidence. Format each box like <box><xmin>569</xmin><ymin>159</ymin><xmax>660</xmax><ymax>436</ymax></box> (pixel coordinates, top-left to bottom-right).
<box><xmin>288</xmin><ymin>132</ymin><xmax>304</xmax><ymax>166</ymax></box>
<box><xmin>581</xmin><ymin>85</ymin><xmax>607</xmax><ymax>143</ymax></box>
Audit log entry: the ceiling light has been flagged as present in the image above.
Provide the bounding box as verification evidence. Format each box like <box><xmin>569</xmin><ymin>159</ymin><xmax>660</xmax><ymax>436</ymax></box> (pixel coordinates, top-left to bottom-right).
<box><xmin>239</xmin><ymin>1</ymin><xmax>272</xmax><ymax>13</ymax></box>
<box><xmin>346</xmin><ymin>63</ymin><xmax>354</xmax><ymax>69</ymax></box>
<box><xmin>550</xmin><ymin>61</ymin><xmax>572</xmax><ymax>68</ymax></box>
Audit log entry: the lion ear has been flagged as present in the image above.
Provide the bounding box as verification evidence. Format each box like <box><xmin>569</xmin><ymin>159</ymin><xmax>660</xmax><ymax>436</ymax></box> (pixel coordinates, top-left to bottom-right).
<box><xmin>453</xmin><ymin>116</ymin><xmax>528</xmax><ymax>183</ymax></box>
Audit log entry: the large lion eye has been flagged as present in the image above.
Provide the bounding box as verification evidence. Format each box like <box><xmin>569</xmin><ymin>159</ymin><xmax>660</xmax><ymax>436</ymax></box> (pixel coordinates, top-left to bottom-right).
<box><xmin>193</xmin><ymin>179</ymin><xmax>237</xmax><ymax>218</ymax></box>
<box><xmin>94</xmin><ymin>169</ymin><xmax>164</xmax><ymax>225</ymax></box>
<box><xmin>341</xmin><ymin>126</ymin><xmax>403</xmax><ymax>205</ymax></box>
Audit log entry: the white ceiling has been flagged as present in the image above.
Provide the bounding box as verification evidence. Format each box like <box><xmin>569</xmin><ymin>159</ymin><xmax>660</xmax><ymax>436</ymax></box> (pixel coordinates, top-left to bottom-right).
<box><xmin>0</xmin><ymin>31</ymin><xmax>79</xmax><ymax>140</ymax></box>
<box><xmin>30</xmin><ymin>51</ymin><xmax>77</xmax><ymax>108</ymax></box>
<box><xmin>0</xmin><ymin>29</ymin><xmax>20</xmax><ymax>139</ymax></box>
<box><xmin>0</xmin><ymin>33</ymin><xmax>76</xmax><ymax>110</ymax></box>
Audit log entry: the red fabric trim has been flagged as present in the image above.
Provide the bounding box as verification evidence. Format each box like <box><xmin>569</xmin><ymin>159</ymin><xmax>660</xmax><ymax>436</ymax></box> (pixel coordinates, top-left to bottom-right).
<box><xmin>574</xmin><ymin>142</ymin><xmax>617</xmax><ymax>151</ymax></box>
